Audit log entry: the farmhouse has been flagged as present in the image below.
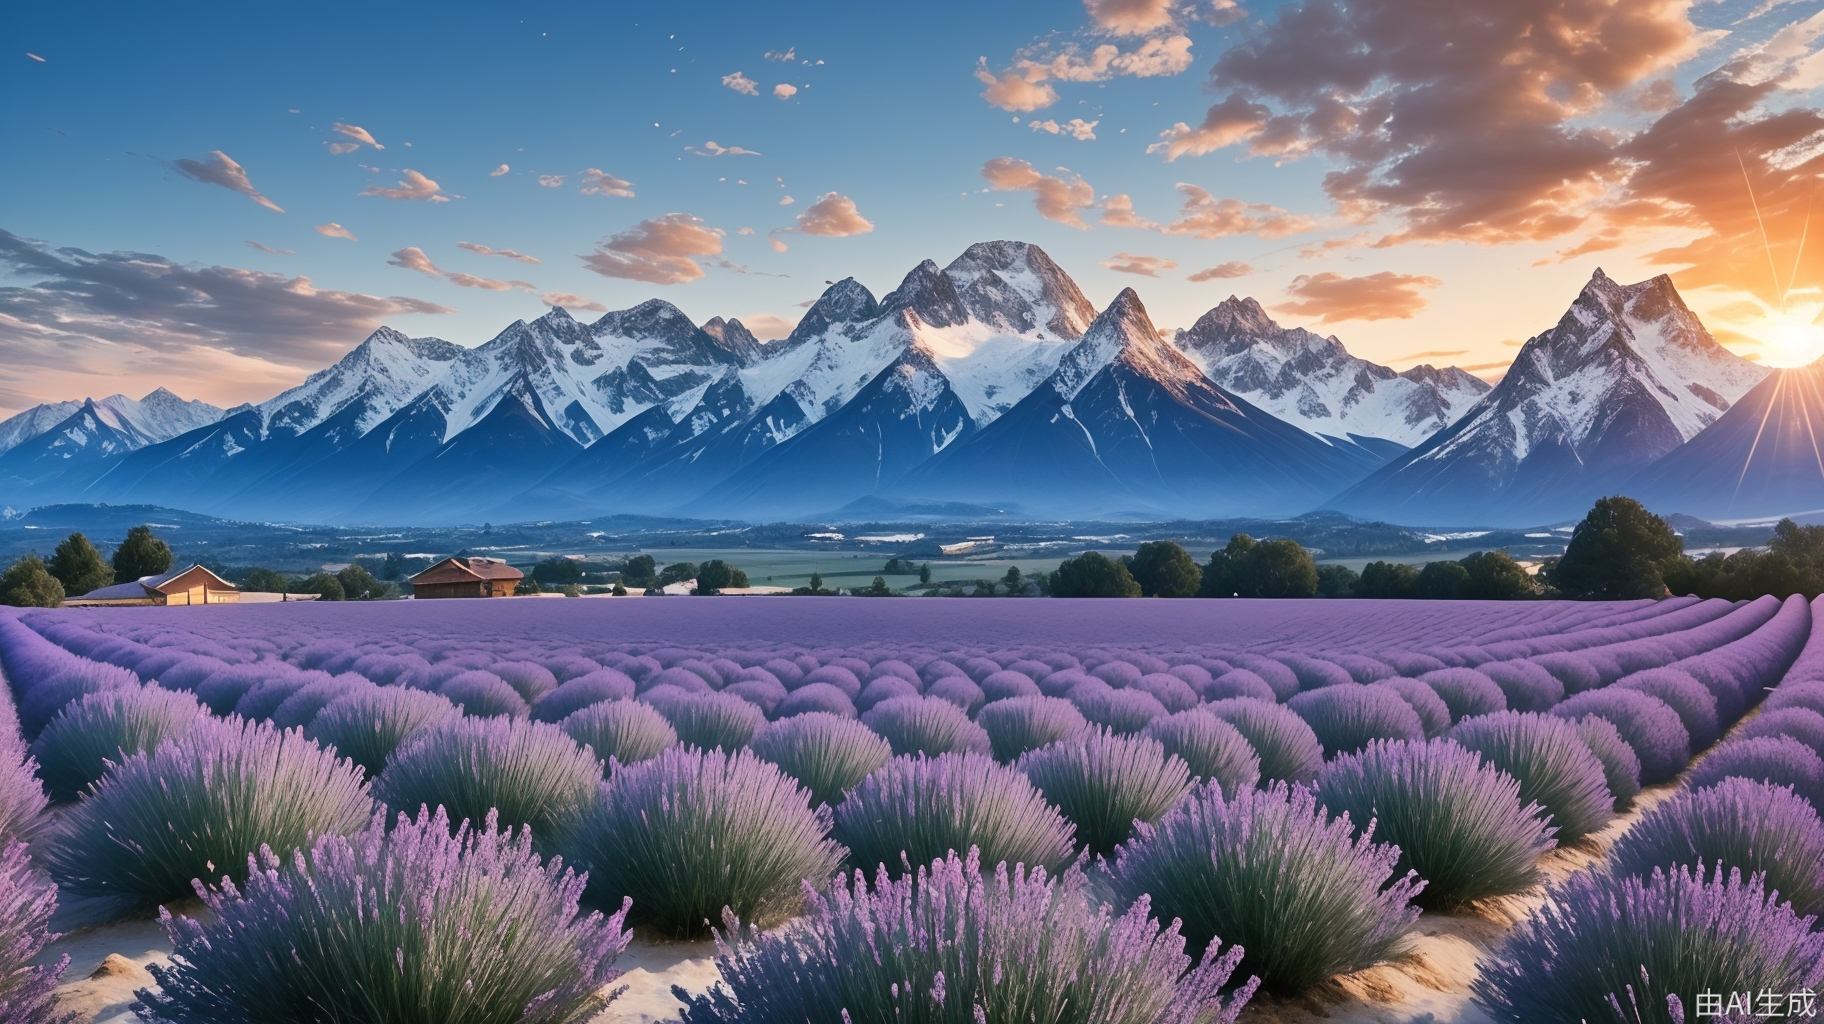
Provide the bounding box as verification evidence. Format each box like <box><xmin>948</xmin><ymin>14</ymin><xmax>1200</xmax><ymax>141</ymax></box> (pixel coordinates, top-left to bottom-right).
<box><xmin>408</xmin><ymin>556</ymin><xmax>524</xmax><ymax>599</ymax></box>
<box><xmin>68</xmin><ymin>565</ymin><xmax>241</xmax><ymax>607</ymax></box>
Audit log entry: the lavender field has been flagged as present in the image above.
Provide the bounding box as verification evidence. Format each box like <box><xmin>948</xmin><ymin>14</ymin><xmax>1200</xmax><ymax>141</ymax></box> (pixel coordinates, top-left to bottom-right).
<box><xmin>3</xmin><ymin>596</ymin><xmax>1823</xmax><ymax>1024</ymax></box>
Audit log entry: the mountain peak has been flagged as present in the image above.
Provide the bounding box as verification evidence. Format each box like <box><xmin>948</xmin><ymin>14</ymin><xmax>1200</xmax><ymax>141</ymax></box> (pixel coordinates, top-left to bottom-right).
<box><xmin>1048</xmin><ymin>287</ymin><xmax>1202</xmax><ymax>400</ymax></box>
<box><xmin>943</xmin><ymin>239</ymin><xmax>1094</xmax><ymax>338</ymax></box>
<box><xmin>785</xmin><ymin>277</ymin><xmax>880</xmax><ymax>346</ymax></box>
<box><xmin>882</xmin><ymin>259</ymin><xmax>967</xmax><ymax>328</ymax></box>
<box><xmin>701</xmin><ymin>316</ymin><xmax>763</xmax><ymax>362</ymax></box>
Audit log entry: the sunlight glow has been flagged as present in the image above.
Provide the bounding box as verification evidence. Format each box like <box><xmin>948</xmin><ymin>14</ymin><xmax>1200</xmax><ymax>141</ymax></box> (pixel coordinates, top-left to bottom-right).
<box><xmin>1759</xmin><ymin>303</ymin><xmax>1824</xmax><ymax>368</ymax></box>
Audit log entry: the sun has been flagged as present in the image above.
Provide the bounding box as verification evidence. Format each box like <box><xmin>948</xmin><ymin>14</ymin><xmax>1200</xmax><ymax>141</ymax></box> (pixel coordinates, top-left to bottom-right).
<box><xmin>1759</xmin><ymin>305</ymin><xmax>1824</xmax><ymax>368</ymax></box>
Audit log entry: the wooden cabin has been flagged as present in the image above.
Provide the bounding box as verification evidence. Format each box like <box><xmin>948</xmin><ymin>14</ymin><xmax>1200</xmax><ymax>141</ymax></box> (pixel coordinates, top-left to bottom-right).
<box><xmin>408</xmin><ymin>556</ymin><xmax>524</xmax><ymax>599</ymax></box>
<box><xmin>69</xmin><ymin>565</ymin><xmax>241</xmax><ymax>607</ymax></box>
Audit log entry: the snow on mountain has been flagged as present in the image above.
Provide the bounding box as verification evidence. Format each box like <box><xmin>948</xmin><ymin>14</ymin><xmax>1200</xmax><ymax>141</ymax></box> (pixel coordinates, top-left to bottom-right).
<box><xmin>1174</xmin><ymin>297</ymin><xmax>1488</xmax><ymax>447</ymax></box>
<box><xmin>0</xmin><ymin>389</ymin><xmax>222</xmax><ymax>458</ymax></box>
<box><xmin>944</xmin><ymin>239</ymin><xmax>1096</xmax><ymax>338</ymax></box>
<box><xmin>897</xmin><ymin>288</ymin><xmax>1384</xmax><ymax>518</ymax></box>
<box><xmin>0</xmin><ymin>389</ymin><xmax>225</xmax><ymax>499</ymax></box>
<box><xmin>1328</xmin><ymin>269</ymin><xmax>1770</xmax><ymax>525</ymax></box>
<box><xmin>0</xmin><ymin>401</ymin><xmax>81</xmax><ymax>455</ymax></box>
<box><xmin>260</xmin><ymin>328</ymin><xmax>463</xmax><ymax>438</ymax></box>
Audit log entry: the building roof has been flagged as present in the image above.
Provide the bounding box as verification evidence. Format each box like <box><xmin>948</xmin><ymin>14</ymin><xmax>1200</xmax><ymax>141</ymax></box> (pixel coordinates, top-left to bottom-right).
<box><xmin>76</xmin><ymin>564</ymin><xmax>238</xmax><ymax>601</ymax></box>
<box><xmin>408</xmin><ymin>556</ymin><xmax>525</xmax><ymax>583</ymax></box>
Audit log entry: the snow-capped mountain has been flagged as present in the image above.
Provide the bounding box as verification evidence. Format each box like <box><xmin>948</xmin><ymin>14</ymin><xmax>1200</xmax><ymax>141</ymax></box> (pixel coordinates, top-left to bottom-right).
<box><xmin>0</xmin><ymin>389</ymin><xmax>223</xmax><ymax>497</ymax></box>
<box><xmin>1628</xmin><ymin>359</ymin><xmax>1824</xmax><ymax>520</ymax></box>
<box><xmin>1328</xmin><ymin>269</ymin><xmax>1770</xmax><ymax>526</ymax></box>
<box><xmin>895</xmin><ymin>288</ymin><xmax>1385</xmax><ymax>518</ymax></box>
<box><xmin>0</xmin><ymin>389</ymin><xmax>222</xmax><ymax>457</ymax></box>
<box><xmin>260</xmin><ymin>329</ymin><xmax>463</xmax><ymax>438</ymax></box>
<box><xmin>0</xmin><ymin>401</ymin><xmax>82</xmax><ymax>456</ymax></box>
<box><xmin>1175</xmin><ymin>297</ymin><xmax>1489</xmax><ymax>448</ymax></box>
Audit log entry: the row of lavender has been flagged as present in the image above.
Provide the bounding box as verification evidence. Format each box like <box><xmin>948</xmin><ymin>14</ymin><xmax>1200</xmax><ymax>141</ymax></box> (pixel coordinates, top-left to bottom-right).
<box><xmin>0</xmin><ymin>596</ymin><xmax>1820</xmax><ymax>1022</ymax></box>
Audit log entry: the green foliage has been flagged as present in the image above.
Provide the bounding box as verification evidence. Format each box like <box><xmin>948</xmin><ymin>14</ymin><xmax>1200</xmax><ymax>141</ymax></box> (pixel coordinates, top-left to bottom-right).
<box><xmin>1664</xmin><ymin>517</ymin><xmax>1824</xmax><ymax>599</ymax></box>
<box><xmin>240</xmin><ymin>567</ymin><xmax>289</xmax><ymax>593</ymax></box>
<box><xmin>610</xmin><ymin>582</ymin><xmax>628</xmax><ymax>596</ymax></box>
<box><xmin>335</xmin><ymin>564</ymin><xmax>389</xmax><ymax>600</ymax></box>
<box><xmin>1356</xmin><ymin>560</ymin><xmax>1419</xmax><ymax>598</ymax></box>
<box><xmin>858</xmin><ymin>576</ymin><xmax>895</xmax><ymax>597</ymax></box>
<box><xmin>1129</xmin><ymin>541</ymin><xmax>1202</xmax><ymax>597</ymax></box>
<box><xmin>1200</xmin><ymin>535</ymin><xmax>1318</xmax><ymax>598</ymax></box>
<box><xmin>1459</xmin><ymin>551</ymin><xmax>1538</xmax><ymax>600</ymax></box>
<box><xmin>531</xmin><ymin>557</ymin><xmax>585</xmax><ymax>586</ymax></box>
<box><xmin>48</xmin><ymin>532</ymin><xmax>112</xmax><ymax>596</ymax></box>
<box><xmin>1050</xmin><ymin>551</ymin><xmax>1141</xmax><ymax>598</ymax></box>
<box><xmin>1415</xmin><ymin>560</ymin><xmax>1470</xmax><ymax>599</ymax></box>
<box><xmin>1316</xmin><ymin>563</ymin><xmax>1359</xmax><ymax>598</ymax></box>
<box><xmin>0</xmin><ymin>555</ymin><xmax>63</xmax><ymax>608</ymax></box>
<box><xmin>293</xmin><ymin>573</ymin><xmax>346</xmax><ymax>601</ymax></box>
<box><xmin>111</xmin><ymin>524</ymin><xmax>173</xmax><ymax>583</ymax></box>
<box><xmin>1002</xmin><ymin>565</ymin><xmax>1024</xmax><ymax>592</ymax></box>
<box><xmin>658</xmin><ymin>561</ymin><xmax>698</xmax><ymax>586</ymax></box>
<box><xmin>1548</xmin><ymin>496</ymin><xmax>1682</xmax><ymax>599</ymax></box>
<box><xmin>516</xmin><ymin>578</ymin><xmax>543</xmax><ymax>596</ymax></box>
<box><xmin>622</xmin><ymin>554</ymin><xmax>657</xmax><ymax>587</ymax></box>
<box><xmin>918</xmin><ymin>563</ymin><xmax>932</xmax><ymax>585</ymax></box>
<box><xmin>696</xmin><ymin>560</ymin><xmax>743</xmax><ymax>595</ymax></box>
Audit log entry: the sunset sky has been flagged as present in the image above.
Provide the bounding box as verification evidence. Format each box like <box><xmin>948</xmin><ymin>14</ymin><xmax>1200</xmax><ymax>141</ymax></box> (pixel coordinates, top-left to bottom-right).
<box><xmin>2</xmin><ymin>0</ymin><xmax>1822</xmax><ymax>415</ymax></box>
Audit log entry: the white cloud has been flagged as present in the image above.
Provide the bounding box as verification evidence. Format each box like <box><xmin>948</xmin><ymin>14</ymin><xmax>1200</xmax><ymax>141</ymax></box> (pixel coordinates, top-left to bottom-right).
<box><xmin>330</xmin><ymin>122</ymin><xmax>383</xmax><ymax>152</ymax></box>
<box><xmin>1029</xmin><ymin>117</ymin><xmax>1099</xmax><ymax>141</ymax></box>
<box><xmin>578</xmin><ymin>168</ymin><xmax>635</xmax><ymax>198</ymax></box>
<box><xmin>537</xmin><ymin>174</ymin><xmax>566</xmax><ymax>188</ymax></box>
<box><xmin>688</xmin><ymin>140</ymin><xmax>763</xmax><ymax>157</ymax></box>
<box><xmin>315</xmin><ymin>222</ymin><xmax>357</xmax><ymax>241</ymax></box>
<box><xmin>360</xmin><ymin>169</ymin><xmax>453</xmax><ymax>202</ymax></box>
<box><xmin>722</xmin><ymin>70</ymin><xmax>760</xmax><ymax>95</ymax></box>
<box><xmin>457</xmin><ymin>241</ymin><xmax>540</xmax><ymax>264</ymax></box>
<box><xmin>489</xmin><ymin>163</ymin><xmax>511</xmax><ymax>176</ymax></box>
<box><xmin>172</xmin><ymin>150</ymin><xmax>284</xmax><ymax>213</ymax></box>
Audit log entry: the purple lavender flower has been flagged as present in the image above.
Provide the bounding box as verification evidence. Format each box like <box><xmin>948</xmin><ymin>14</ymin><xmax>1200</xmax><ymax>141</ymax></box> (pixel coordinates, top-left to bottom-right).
<box><xmin>1616</xmin><ymin>668</ymin><xmax>1722</xmax><ymax>749</ymax></box>
<box><xmin>750</xmin><ymin>711</ymin><xmax>892</xmax><ymax>805</ymax></box>
<box><xmin>374</xmin><ymin>716</ymin><xmax>600</xmax><ymax>843</ymax></box>
<box><xmin>0</xmin><ymin>840</ymin><xmax>69</xmax><ymax>1024</ymax></box>
<box><xmin>1609</xmin><ymin>777</ymin><xmax>1824</xmax><ymax>916</ymax></box>
<box><xmin>652</xmin><ymin>690</ymin><xmax>768</xmax><ymax>750</ymax></box>
<box><xmin>1019</xmin><ymin>728</ymin><xmax>1194</xmax><ymax>855</ymax></box>
<box><xmin>1448</xmin><ymin>711</ymin><xmax>1616</xmax><ymax>842</ymax></box>
<box><xmin>1203</xmin><ymin>697</ymin><xmax>1324</xmax><ymax>784</ymax></box>
<box><xmin>304</xmin><ymin>686</ymin><xmax>462</xmax><ymax>779</ymax></box>
<box><xmin>1574</xmin><ymin>715</ymin><xmax>1644</xmax><ymax>810</ymax></box>
<box><xmin>1288</xmin><ymin>684</ymin><xmax>1428</xmax><ymax>757</ymax></box>
<box><xmin>1419</xmin><ymin>668</ymin><xmax>1508</xmax><ymax>724</ymax></box>
<box><xmin>977</xmin><ymin>695</ymin><xmax>1089</xmax><ymax>762</ymax></box>
<box><xmin>1687</xmin><ymin>736</ymin><xmax>1824</xmax><ymax>809</ymax></box>
<box><xmin>833</xmin><ymin>752</ymin><xmax>1076</xmax><ymax>877</ymax></box>
<box><xmin>30</xmin><ymin>686</ymin><xmax>210</xmax><ymax>801</ymax></box>
<box><xmin>530</xmin><ymin>668</ymin><xmax>637</xmax><ymax>722</ymax></box>
<box><xmin>1553</xmin><ymin>688</ymin><xmax>1692</xmax><ymax>784</ymax></box>
<box><xmin>1371</xmin><ymin>676</ymin><xmax>1454</xmax><ymax>737</ymax></box>
<box><xmin>1143</xmin><ymin>710</ymin><xmax>1262</xmax><ymax>796</ymax></box>
<box><xmin>1478</xmin><ymin>661</ymin><xmax>1566</xmax><ymax>713</ymax></box>
<box><xmin>560</xmin><ymin>699</ymin><xmax>678</xmax><ymax>768</ymax></box>
<box><xmin>862</xmin><ymin>696</ymin><xmax>992</xmax><ymax>757</ymax></box>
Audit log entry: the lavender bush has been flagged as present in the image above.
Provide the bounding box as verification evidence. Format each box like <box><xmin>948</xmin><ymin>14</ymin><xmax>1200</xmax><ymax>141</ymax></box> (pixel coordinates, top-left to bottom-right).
<box><xmin>678</xmin><ymin>851</ymin><xmax>1256</xmax><ymax>1024</ymax></box>
<box><xmin>655</xmin><ymin>691</ymin><xmax>768</xmax><ymax>751</ymax></box>
<box><xmin>0</xmin><ymin>841</ymin><xmax>69</xmax><ymax>1024</ymax></box>
<box><xmin>1071</xmin><ymin>686</ymin><xmax>1169</xmax><ymax>734</ymax></box>
<box><xmin>862</xmin><ymin>696</ymin><xmax>992</xmax><ymax>757</ymax></box>
<box><xmin>1479</xmin><ymin>661</ymin><xmax>1566</xmax><ymax>713</ymax></box>
<box><xmin>1419</xmin><ymin>668</ymin><xmax>1508</xmax><ymax>724</ymax></box>
<box><xmin>304</xmin><ymin>686</ymin><xmax>462</xmax><ymax>778</ymax></box>
<box><xmin>0</xmin><ymin>721</ymin><xmax>45</xmax><ymax>847</ymax></box>
<box><xmin>45</xmin><ymin>719</ymin><xmax>372</xmax><ymax>922</ymax></box>
<box><xmin>529</xmin><ymin>669</ymin><xmax>636</xmax><ymax>722</ymax></box>
<box><xmin>1608</xmin><ymin>777</ymin><xmax>1824</xmax><ymax>916</ymax></box>
<box><xmin>1103</xmin><ymin>782</ymin><xmax>1422</xmax><ymax>993</ymax></box>
<box><xmin>749</xmin><ymin>712</ymin><xmax>892</xmax><ymax>805</ymax></box>
<box><xmin>559</xmin><ymin>700</ymin><xmax>677</xmax><ymax>768</ymax></box>
<box><xmin>30</xmin><ymin>686</ymin><xmax>210</xmax><ymax>800</ymax></box>
<box><xmin>976</xmin><ymin>695</ymin><xmax>1088</xmax><ymax>761</ymax></box>
<box><xmin>1203</xmin><ymin>698</ymin><xmax>1324</xmax><ymax>784</ymax></box>
<box><xmin>1472</xmin><ymin>866</ymin><xmax>1824</xmax><ymax>1024</ymax></box>
<box><xmin>136</xmin><ymin>809</ymin><xmax>632</xmax><ymax>1024</ymax></box>
<box><xmin>1371</xmin><ymin>677</ymin><xmax>1454</xmax><ymax>737</ymax></box>
<box><xmin>1019</xmin><ymin>729</ymin><xmax>1194</xmax><ymax>855</ymax></box>
<box><xmin>833</xmin><ymin>752</ymin><xmax>1076</xmax><ymax>876</ymax></box>
<box><xmin>374</xmin><ymin>716</ymin><xmax>600</xmax><ymax>843</ymax></box>
<box><xmin>1287</xmin><ymin>684</ymin><xmax>1427</xmax><ymax>757</ymax></box>
<box><xmin>437</xmin><ymin>670</ymin><xmax>532</xmax><ymax>719</ymax></box>
<box><xmin>1686</xmin><ymin>736</ymin><xmax>1824</xmax><ymax>809</ymax></box>
<box><xmin>1615</xmin><ymin>669</ymin><xmax>1722</xmax><ymax>749</ymax></box>
<box><xmin>1553</xmin><ymin>688</ymin><xmax>1692</xmax><ymax>783</ymax></box>
<box><xmin>1315</xmin><ymin>738</ymin><xmax>1554</xmax><ymax>908</ymax></box>
<box><xmin>563</xmin><ymin>746</ymin><xmax>843</xmax><ymax>936</ymax></box>
<box><xmin>1448</xmin><ymin>711</ymin><xmax>1616</xmax><ymax>843</ymax></box>
<box><xmin>1143</xmin><ymin>710</ymin><xmax>1262</xmax><ymax>796</ymax></box>
<box><xmin>1736</xmin><ymin>706</ymin><xmax>1824</xmax><ymax>752</ymax></box>
<box><xmin>1574</xmin><ymin>715</ymin><xmax>1644</xmax><ymax>810</ymax></box>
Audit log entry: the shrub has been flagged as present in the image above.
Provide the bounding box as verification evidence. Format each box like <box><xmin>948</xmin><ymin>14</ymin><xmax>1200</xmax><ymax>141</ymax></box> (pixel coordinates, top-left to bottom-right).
<box><xmin>1419</xmin><ymin>668</ymin><xmax>1507</xmax><ymax>723</ymax></box>
<box><xmin>16</xmin><ymin>659</ymin><xmax>138</xmax><ymax>738</ymax></box>
<box><xmin>1472</xmin><ymin>866</ymin><xmax>1824</xmax><ymax>1024</ymax></box>
<box><xmin>678</xmin><ymin>851</ymin><xmax>1256</xmax><ymax>1024</ymax></box>
<box><xmin>1315</xmin><ymin>739</ymin><xmax>1554</xmax><ymax>909</ymax></box>
<box><xmin>305</xmin><ymin>687</ymin><xmax>461</xmax><ymax>778</ymax></box>
<box><xmin>0</xmin><ymin>726</ymin><xmax>46</xmax><ymax>847</ymax></box>
<box><xmin>1278</xmin><ymin>654</ymin><xmax>1354</xmax><ymax>691</ymax></box>
<box><xmin>862</xmin><ymin>696</ymin><xmax>991</xmax><ymax>757</ymax></box>
<box><xmin>1198</xmin><ymin>669</ymin><xmax>1277</xmax><ymax>703</ymax></box>
<box><xmin>1130</xmin><ymin>673</ymin><xmax>1199</xmax><ymax>713</ymax></box>
<box><xmin>1371</xmin><ymin>677</ymin><xmax>1453</xmax><ymax>737</ymax></box>
<box><xmin>1767</xmin><ymin>681</ymin><xmax>1824</xmax><ymax>716</ymax></box>
<box><xmin>1479</xmin><ymin>661</ymin><xmax>1565</xmax><ymax>713</ymax></box>
<box><xmin>530</xmin><ymin>669</ymin><xmax>636</xmax><ymax>723</ymax></box>
<box><xmin>1533</xmin><ymin>652</ymin><xmax>1602</xmax><ymax>695</ymax></box>
<box><xmin>654</xmin><ymin>692</ymin><xmax>767</xmax><ymax>751</ymax></box>
<box><xmin>1227</xmin><ymin>656</ymin><xmax>1299</xmax><ymax>701</ymax></box>
<box><xmin>1287</xmin><ymin>685</ymin><xmax>1427</xmax><ymax>757</ymax></box>
<box><xmin>1203</xmin><ymin>698</ymin><xmax>1324</xmax><ymax>784</ymax></box>
<box><xmin>1448</xmin><ymin>711</ymin><xmax>1615</xmax><ymax>843</ymax></box>
<box><xmin>979</xmin><ymin>669</ymin><xmax>1040</xmax><ymax>703</ymax></box>
<box><xmin>1071</xmin><ymin>686</ymin><xmax>1168</xmax><ymax>734</ymax></box>
<box><xmin>1103</xmin><ymin>782</ymin><xmax>1422</xmax><ymax>994</ymax></box>
<box><xmin>1574</xmin><ymin>715</ymin><xmax>1643</xmax><ymax>810</ymax></box>
<box><xmin>1686</xmin><ymin>736</ymin><xmax>1824</xmax><ymax>808</ymax></box>
<box><xmin>832</xmin><ymin>752</ymin><xmax>1075</xmax><ymax>877</ymax></box>
<box><xmin>976</xmin><ymin>696</ymin><xmax>1088</xmax><ymax>762</ymax></box>
<box><xmin>1143</xmin><ymin>711</ymin><xmax>1261</xmax><ymax>797</ymax></box>
<box><xmin>136</xmin><ymin>808</ymin><xmax>632</xmax><ymax>1024</ymax></box>
<box><xmin>1608</xmin><ymin>778</ymin><xmax>1824</xmax><ymax>916</ymax></box>
<box><xmin>1616</xmin><ymin>669</ymin><xmax>1722</xmax><ymax>749</ymax></box>
<box><xmin>30</xmin><ymin>686</ymin><xmax>210</xmax><ymax>801</ymax></box>
<box><xmin>269</xmin><ymin>674</ymin><xmax>373</xmax><ymax>730</ymax></box>
<box><xmin>564</xmin><ymin>747</ymin><xmax>843</xmax><ymax>936</ymax></box>
<box><xmin>1553</xmin><ymin>689</ymin><xmax>1691</xmax><ymax>784</ymax></box>
<box><xmin>374</xmin><ymin>717</ymin><xmax>600</xmax><ymax>843</ymax></box>
<box><xmin>774</xmin><ymin>682</ymin><xmax>857</xmax><ymax>720</ymax></box>
<box><xmin>438</xmin><ymin>670</ymin><xmax>531</xmax><ymax>719</ymax></box>
<box><xmin>925</xmin><ymin>676</ymin><xmax>986</xmax><ymax>715</ymax></box>
<box><xmin>559</xmin><ymin>700</ymin><xmax>677</xmax><ymax>768</ymax></box>
<box><xmin>721</xmin><ymin>678</ymin><xmax>787</xmax><ymax>716</ymax></box>
<box><xmin>491</xmin><ymin>661</ymin><xmax>560</xmax><ymax>703</ymax></box>
<box><xmin>231</xmin><ymin>676</ymin><xmax>309</xmax><ymax>721</ymax></box>
<box><xmin>1019</xmin><ymin>729</ymin><xmax>1194</xmax><ymax>855</ymax></box>
<box><xmin>856</xmin><ymin>676</ymin><xmax>920</xmax><ymax>711</ymax></box>
<box><xmin>1736</xmin><ymin>707</ymin><xmax>1824</xmax><ymax>753</ymax></box>
<box><xmin>750</xmin><ymin>712</ymin><xmax>892</xmax><ymax>805</ymax></box>
<box><xmin>0</xmin><ymin>840</ymin><xmax>67</xmax><ymax>1024</ymax></box>
<box><xmin>799</xmin><ymin>665</ymin><xmax>862</xmax><ymax>699</ymax></box>
<box><xmin>45</xmin><ymin>720</ymin><xmax>372</xmax><ymax>922</ymax></box>
<box><xmin>192</xmin><ymin>664</ymin><xmax>282</xmax><ymax>716</ymax></box>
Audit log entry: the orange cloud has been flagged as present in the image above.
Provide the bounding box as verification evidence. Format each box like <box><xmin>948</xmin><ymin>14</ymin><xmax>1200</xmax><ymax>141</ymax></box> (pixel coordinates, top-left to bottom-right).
<box><xmin>541</xmin><ymin>291</ymin><xmax>606</xmax><ymax>313</ymax></box>
<box><xmin>1188</xmin><ymin>261</ymin><xmax>1252</xmax><ymax>281</ymax></box>
<box><xmin>172</xmin><ymin>150</ymin><xmax>284</xmax><ymax>213</ymax></box>
<box><xmin>795</xmin><ymin>193</ymin><xmax>874</xmax><ymax>237</ymax></box>
<box><xmin>457</xmin><ymin>241</ymin><xmax>540</xmax><ymax>264</ymax></box>
<box><xmin>315</xmin><ymin>222</ymin><xmax>357</xmax><ymax>241</ymax></box>
<box><xmin>1103</xmin><ymin>252</ymin><xmax>1178</xmax><ymax>276</ymax></box>
<box><xmin>361</xmin><ymin>169</ymin><xmax>452</xmax><ymax>202</ymax></box>
<box><xmin>578</xmin><ymin>168</ymin><xmax>635</xmax><ymax>198</ymax></box>
<box><xmin>1276</xmin><ymin>270</ymin><xmax>1442</xmax><ymax>323</ymax></box>
<box><xmin>982</xmin><ymin>157</ymin><xmax>1096</xmax><ymax>228</ymax></box>
<box><xmin>580</xmin><ymin>213</ymin><xmax>725</xmax><ymax>285</ymax></box>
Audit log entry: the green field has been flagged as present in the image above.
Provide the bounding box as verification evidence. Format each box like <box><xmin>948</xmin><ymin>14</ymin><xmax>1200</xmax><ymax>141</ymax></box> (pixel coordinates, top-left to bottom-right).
<box><xmin>619</xmin><ymin>547</ymin><xmax>1088</xmax><ymax>592</ymax></box>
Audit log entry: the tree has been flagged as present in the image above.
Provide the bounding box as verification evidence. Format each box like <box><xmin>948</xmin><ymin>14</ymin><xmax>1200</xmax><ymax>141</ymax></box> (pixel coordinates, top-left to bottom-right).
<box><xmin>1049</xmin><ymin>551</ymin><xmax>1141</xmax><ymax>598</ymax></box>
<box><xmin>1549</xmin><ymin>497</ymin><xmax>1683</xmax><ymax>600</ymax></box>
<box><xmin>1414</xmin><ymin>560</ymin><xmax>1471</xmax><ymax>599</ymax></box>
<box><xmin>610</xmin><ymin>582</ymin><xmax>628</xmax><ymax>596</ymax></box>
<box><xmin>0</xmin><ymin>556</ymin><xmax>63</xmax><ymax>608</ymax></box>
<box><xmin>1128</xmin><ymin>541</ymin><xmax>1202</xmax><ymax>597</ymax></box>
<box><xmin>532</xmin><ymin>557</ymin><xmax>584</xmax><ymax>587</ymax></box>
<box><xmin>918</xmin><ymin>563</ymin><xmax>932</xmax><ymax>585</ymax></box>
<box><xmin>47</xmin><ymin>532</ymin><xmax>112</xmax><ymax>597</ymax></box>
<box><xmin>806</xmin><ymin>571</ymin><xmax>827</xmax><ymax>594</ymax></box>
<box><xmin>336</xmin><ymin>564</ymin><xmax>388</xmax><ymax>601</ymax></box>
<box><xmin>112</xmin><ymin>525</ymin><xmax>173</xmax><ymax>583</ymax></box>
<box><xmin>696</xmin><ymin>560</ymin><xmax>739</xmax><ymax>595</ymax></box>
<box><xmin>515</xmin><ymin>578</ymin><xmax>543</xmax><ymax>596</ymax></box>
<box><xmin>623</xmin><ymin>554</ymin><xmax>657</xmax><ymax>587</ymax></box>
<box><xmin>1002</xmin><ymin>565</ymin><xmax>1024</xmax><ymax>593</ymax></box>
<box><xmin>1459</xmin><ymin>550</ymin><xmax>1537</xmax><ymax>600</ymax></box>
<box><xmin>1198</xmin><ymin>535</ymin><xmax>1254</xmax><ymax>597</ymax></box>
<box><xmin>860</xmin><ymin>576</ymin><xmax>894</xmax><ymax>597</ymax></box>
<box><xmin>1316</xmin><ymin>563</ymin><xmax>1359</xmax><ymax>598</ymax></box>
<box><xmin>242</xmin><ymin>567</ymin><xmax>290</xmax><ymax>593</ymax></box>
<box><xmin>293</xmin><ymin>573</ymin><xmax>345</xmax><ymax>601</ymax></box>
<box><xmin>1238</xmin><ymin>539</ymin><xmax>1319</xmax><ymax>598</ymax></box>
<box><xmin>381</xmin><ymin>552</ymin><xmax>405</xmax><ymax>581</ymax></box>
<box><xmin>1357</xmin><ymin>561</ymin><xmax>1419</xmax><ymax>599</ymax></box>
<box><xmin>658</xmin><ymin>562</ymin><xmax>698</xmax><ymax>587</ymax></box>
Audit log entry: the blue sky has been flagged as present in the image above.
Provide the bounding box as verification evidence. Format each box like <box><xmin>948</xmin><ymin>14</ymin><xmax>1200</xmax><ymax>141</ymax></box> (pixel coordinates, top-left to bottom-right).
<box><xmin>3</xmin><ymin>0</ymin><xmax>1822</xmax><ymax>413</ymax></box>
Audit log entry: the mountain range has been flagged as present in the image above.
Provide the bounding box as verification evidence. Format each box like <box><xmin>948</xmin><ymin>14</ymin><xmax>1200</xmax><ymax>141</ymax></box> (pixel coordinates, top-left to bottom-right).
<box><xmin>0</xmin><ymin>241</ymin><xmax>1799</xmax><ymax>527</ymax></box>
